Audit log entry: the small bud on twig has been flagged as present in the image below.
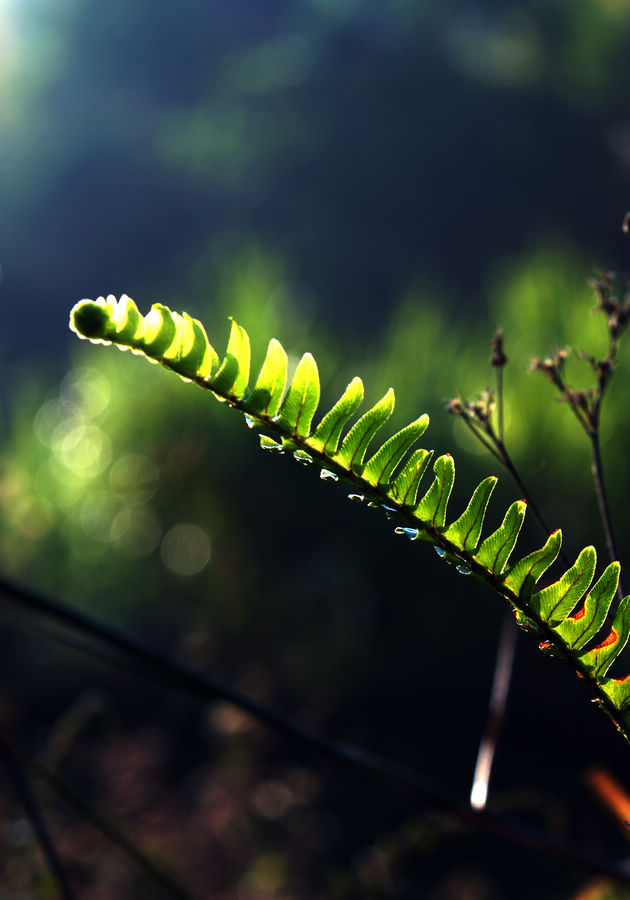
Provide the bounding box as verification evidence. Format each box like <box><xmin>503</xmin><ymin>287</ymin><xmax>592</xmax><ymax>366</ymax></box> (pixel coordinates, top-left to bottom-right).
<box><xmin>446</xmin><ymin>396</ymin><xmax>465</xmax><ymax>417</ymax></box>
<box><xmin>489</xmin><ymin>327</ymin><xmax>508</xmax><ymax>368</ymax></box>
<box><xmin>529</xmin><ymin>350</ymin><xmax>568</xmax><ymax>392</ymax></box>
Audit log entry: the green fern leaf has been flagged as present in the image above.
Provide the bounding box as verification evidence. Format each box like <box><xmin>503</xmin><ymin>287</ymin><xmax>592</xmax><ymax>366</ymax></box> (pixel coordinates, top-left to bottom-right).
<box><xmin>259</xmin><ymin>435</ymin><xmax>283</xmax><ymax>451</ymax></box>
<box><xmin>248</xmin><ymin>339</ymin><xmax>289</xmax><ymax>418</ymax></box>
<box><xmin>529</xmin><ymin>546</ymin><xmax>597</xmax><ymax>627</ymax></box>
<box><xmin>309</xmin><ymin>377</ymin><xmax>364</xmax><ymax>455</ymax></box>
<box><xmin>555</xmin><ymin>562</ymin><xmax>620</xmax><ymax>650</ymax></box>
<box><xmin>600</xmin><ymin>669</ymin><xmax>630</xmax><ymax>711</ymax></box>
<box><xmin>70</xmin><ymin>295</ymin><xmax>119</xmax><ymax>344</ymax></box>
<box><xmin>443</xmin><ymin>476</ymin><xmax>497</xmax><ymax>552</ymax></box>
<box><xmin>141</xmin><ymin>304</ymin><xmax>179</xmax><ymax>359</ymax></box>
<box><xmin>110</xmin><ymin>293</ymin><xmax>142</xmax><ymax>343</ymax></box>
<box><xmin>390</xmin><ymin>449</ymin><xmax>434</xmax><ymax>508</ymax></box>
<box><xmin>210</xmin><ymin>318</ymin><xmax>251</xmax><ymax>399</ymax></box>
<box><xmin>473</xmin><ymin>500</ymin><xmax>526</xmax><ymax>575</ymax></box>
<box><xmin>362</xmin><ymin>416</ymin><xmax>430</xmax><ymax>488</ymax></box>
<box><xmin>414</xmin><ymin>454</ymin><xmax>455</xmax><ymax>529</ymax></box>
<box><xmin>335</xmin><ymin>389</ymin><xmax>395</xmax><ymax>472</ymax></box>
<box><xmin>277</xmin><ymin>353</ymin><xmax>320</xmax><ymax>439</ymax></box>
<box><xmin>163</xmin><ymin>311</ymin><xmax>215</xmax><ymax>380</ymax></box>
<box><xmin>70</xmin><ymin>296</ymin><xmax>222</xmax><ymax>379</ymax></box>
<box><xmin>577</xmin><ymin>596</ymin><xmax>630</xmax><ymax>677</ymax></box>
<box><xmin>503</xmin><ymin>529</ymin><xmax>562</xmax><ymax>598</ymax></box>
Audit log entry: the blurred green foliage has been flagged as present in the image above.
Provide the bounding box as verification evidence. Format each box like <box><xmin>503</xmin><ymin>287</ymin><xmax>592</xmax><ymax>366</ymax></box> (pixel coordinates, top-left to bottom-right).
<box><xmin>3</xmin><ymin>0</ymin><xmax>630</xmax><ymax>364</ymax></box>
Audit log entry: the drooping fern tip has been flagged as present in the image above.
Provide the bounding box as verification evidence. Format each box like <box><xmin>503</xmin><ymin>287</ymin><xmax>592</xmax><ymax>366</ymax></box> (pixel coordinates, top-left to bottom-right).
<box><xmin>69</xmin><ymin>294</ymin><xmax>630</xmax><ymax>741</ymax></box>
<box><xmin>71</xmin><ymin>299</ymin><xmax>111</xmax><ymax>340</ymax></box>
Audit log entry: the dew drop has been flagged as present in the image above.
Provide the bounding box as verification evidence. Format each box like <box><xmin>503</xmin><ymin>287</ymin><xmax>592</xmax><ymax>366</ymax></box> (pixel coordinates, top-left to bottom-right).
<box><xmin>320</xmin><ymin>469</ymin><xmax>339</xmax><ymax>482</ymax></box>
<box><xmin>395</xmin><ymin>527</ymin><xmax>419</xmax><ymax>541</ymax></box>
<box><xmin>294</xmin><ymin>450</ymin><xmax>313</xmax><ymax>464</ymax></box>
<box><xmin>348</xmin><ymin>494</ymin><xmax>364</xmax><ymax>502</ymax></box>
<box><xmin>456</xmin><ymin>565</ymin><xmax>471</xmax><ymax>575</ymax></box>
<box><xmin>245</xmin><ymin>415</ymin><xmax>257</xmax><ymax>429</ymax></box>
<box><xmin>260</xmin><ymin>436</ymin><xmax>282</xmax><ymax>452</ymax></box>
<box><xmin>434</xmin><ymin>546</ymin><xmax>446</xmax><ymax>558</ymax></box>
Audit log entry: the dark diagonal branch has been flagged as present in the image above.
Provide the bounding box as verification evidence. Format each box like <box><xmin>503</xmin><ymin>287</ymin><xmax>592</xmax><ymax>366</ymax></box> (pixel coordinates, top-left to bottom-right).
<box><xmin>1</xmin><ymin>728</ymin><xmax>191</xmax><ymax>900</ymax></box>
<box><xmin>0</xmin><ymin>724</ymin><xmax>76</xmax><ymax>900</ymax></box>
<box><xmin>2</xmin><ymin>575</ymin><xmax>630</xmax><ymax>886</ymax></box>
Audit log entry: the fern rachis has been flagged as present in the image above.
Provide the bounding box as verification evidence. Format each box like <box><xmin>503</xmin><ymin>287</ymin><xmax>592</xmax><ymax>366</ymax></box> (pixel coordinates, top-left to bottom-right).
<box><xmin>69</xmin><ymin>294</ymin><xmax>630</xmax><ymax>742</ymax></box>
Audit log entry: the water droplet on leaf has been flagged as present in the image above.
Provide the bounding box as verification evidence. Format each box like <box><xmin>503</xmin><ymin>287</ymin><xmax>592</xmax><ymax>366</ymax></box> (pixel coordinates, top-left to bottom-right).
<box><xmin>395</xmin><ymin>527</ymin><xmax>419</xmax><ymax>541</ymax></box>
<box><xmin>320</xmin><ymin>469</ymin><xmax>339</xmax><ymax>482</ymax></box>
<box><xmin>260</xmin><ymin>436</ymin><xmax>282</xmax><ymax>452</ymax></box>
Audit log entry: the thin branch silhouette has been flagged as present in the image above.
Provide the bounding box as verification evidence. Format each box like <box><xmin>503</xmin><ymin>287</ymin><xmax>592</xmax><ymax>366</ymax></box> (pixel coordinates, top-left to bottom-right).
<box><xmin>531</xmin><ymin>268</ymin><xmax>630</xmax><ymax>600</ymax></box>
<box><xmin>0</xmin><ymin>723</ymin><xmax>76</xmax><ymax>900</ymax></box>
<box><xmin>1</xmin><ymin>727</ymin><xmax>192</xmax><ymax>900</ymax></box>
<box><xmin>2</xmin><ymin>575</ymin><xmax>630</xmax><ymax>886</ymax></box>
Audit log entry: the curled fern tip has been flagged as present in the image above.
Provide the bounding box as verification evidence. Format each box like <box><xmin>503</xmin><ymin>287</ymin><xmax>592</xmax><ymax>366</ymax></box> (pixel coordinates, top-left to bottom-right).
<box><xmin>70</xmin><ymin>298</ymin><xmax>109</xmax><ymax>340</ymax></box>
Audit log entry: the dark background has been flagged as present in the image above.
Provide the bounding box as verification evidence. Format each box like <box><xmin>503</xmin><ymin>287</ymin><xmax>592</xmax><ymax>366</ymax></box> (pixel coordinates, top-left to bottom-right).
<box><xmin>2</xmin><ymin>1</ymin><xmax>630</xmax><ymax>897</ymax></box>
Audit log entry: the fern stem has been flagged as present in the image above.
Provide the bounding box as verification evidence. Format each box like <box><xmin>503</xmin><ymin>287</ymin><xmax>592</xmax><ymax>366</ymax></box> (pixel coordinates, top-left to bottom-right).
<box><xmin>487</xmin><ymin>434</ymin><xmax>571</xmax><ymax>567</ymax></box>
<box><xmin>496</xmin><ymin>364</ymin><xmax>505</xmax><ymax>444</ymax></box>
<box><xmin>4</xmin><ymin>575</ymin><xmax>630</xmax><ymax>885</ymax></box>
<box><xmin>459</xmin><ymin>415</ymin><xmax>505</xmax><ymax>465</ymax></box>
<box><xmin>453</xmin><ymin>397</ymin><xmax>565</xmax><ymax>559</ymax></box>
<box><xmin>591</xmin><ymin>431</ymin><xmax>625</xmax><ymax>600</ymax></box>
<box><xmin>494</xmin><ymin>440</ymin><xmax>556</xmax><ymax>541</ymax></box>
<box><xmin>568</xmin><ymin>356</ymin><xmax>625</xmax><ymax>599</ymax></box>
<box><xmin>0</xmin><ymin>724</ymin><xmax>76</xmax><ymax>900</ymax></box>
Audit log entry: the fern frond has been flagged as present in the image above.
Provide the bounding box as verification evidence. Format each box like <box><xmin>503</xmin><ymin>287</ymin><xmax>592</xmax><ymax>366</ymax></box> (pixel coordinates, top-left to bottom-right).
<box><xmin>335</xmin><ymin>388</ymin><xmax>395</xmax><ymax>472</ymax></box>
<box><xmin>248</xmin><ymin>338</ymin><xmax>288</xmax><ymax>418</ymax></box>
<box><xmin>69</xmin><ymin>295</ymin><xmax>630</xmax><ymax>742</ymax></box>
<box><xmin>555</xmin><ymin>562</ymin><xmax>620</xmax><ymax>651</ymax></box>
<box><xmin>443</xmin><ymin>476</ymin><xmax>497</xmax><ymax>553</ymax></box>
<box><xmin>474</xmin><ymin>500</ymin><xmax>526</xmax><ymax>575</ymax></box>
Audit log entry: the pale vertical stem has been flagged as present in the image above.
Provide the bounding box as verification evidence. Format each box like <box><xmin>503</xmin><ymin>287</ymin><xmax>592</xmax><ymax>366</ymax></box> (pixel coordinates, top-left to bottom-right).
<box><xmin>470</xmin><ymin>612</ymin><xmax>517</xmax><ymax>810</ymax></box>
